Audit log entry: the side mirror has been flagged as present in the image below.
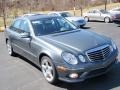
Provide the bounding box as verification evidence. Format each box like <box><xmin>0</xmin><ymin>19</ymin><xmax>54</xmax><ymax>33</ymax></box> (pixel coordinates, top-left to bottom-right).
<box><xmin>20</xmin><ymin>32</ymin><xmax>30</xmax><ymax>38</ymax></box>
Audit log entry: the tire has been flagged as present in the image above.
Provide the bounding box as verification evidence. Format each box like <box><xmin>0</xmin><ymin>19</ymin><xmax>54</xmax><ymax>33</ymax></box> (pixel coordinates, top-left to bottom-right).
<box><xmin>104</xmin><ymin>17</ymin><xmax>110</xmax><ymax>23</ymax></box>
<box><xmin>84</xmin><ymin>16</ymin><xmax>89</xmax><ymax>22</ymax></box>
<box><xmin>80</xmin><ymin>24</ymin><xmax>85</xmax><ymax>28</ymax></box>
<box><xmin>6</xmin><ymin>40</ymin><xmax>15</xmax><ymax>56</ymax></box>
<box><xmin>41</xmin><ymin>56</ymin><xmax>58</xmax><ymax>84</ymax></box>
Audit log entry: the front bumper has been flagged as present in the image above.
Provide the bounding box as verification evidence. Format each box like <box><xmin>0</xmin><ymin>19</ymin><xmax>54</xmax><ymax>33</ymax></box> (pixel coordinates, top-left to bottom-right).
<box><xmin>56</xmin><ymin>50</ymin><xmax>118</xmax><ymax>83</ymax></box>
<box><xmin>74</xmin><ymin>21</ymin><xmax>86</xmax><ymax>27</ymax></box>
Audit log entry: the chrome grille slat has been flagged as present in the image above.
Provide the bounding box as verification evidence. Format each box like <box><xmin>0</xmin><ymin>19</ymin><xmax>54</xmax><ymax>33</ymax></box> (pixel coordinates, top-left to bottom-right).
<box><xmin>86</xmin><ymin>45</ymin><xmax>111</xmax><ymax>61</ymax></box>
<box><xmin>103</xmin><ymin>50</ymin><xmax>110</xmax><ymax>56</ymax></box>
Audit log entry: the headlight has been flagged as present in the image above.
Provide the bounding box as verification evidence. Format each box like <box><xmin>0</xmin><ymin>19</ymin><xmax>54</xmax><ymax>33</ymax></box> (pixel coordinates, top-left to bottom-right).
<box><xmin>111</xmin><ymin>40</ymin><xmax>117</xmax><ymax>50</ymax></box>
<box><xmin>78</xmin><ymin>55</ymin><xmax>86</xmax><ymax>63</ymax></box>
<box><xmin>62</xmin><ymin>52</ymin><xmax>78</xmax><ymax>65</ymax></box>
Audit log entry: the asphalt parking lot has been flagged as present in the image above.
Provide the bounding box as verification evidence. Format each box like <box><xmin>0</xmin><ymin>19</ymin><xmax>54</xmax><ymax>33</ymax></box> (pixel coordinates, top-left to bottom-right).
<box><xmin>0</xmin><ymin>22</ymin><xmax>120</xmax><ymax>90</ymax></box>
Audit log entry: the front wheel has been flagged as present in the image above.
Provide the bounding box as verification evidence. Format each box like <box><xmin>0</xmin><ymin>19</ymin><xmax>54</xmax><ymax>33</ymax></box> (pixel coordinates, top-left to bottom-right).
<box><xmin>41</xmin><ymin>56</ymin><xmax>58</xmax><ymax>84</ymax></box>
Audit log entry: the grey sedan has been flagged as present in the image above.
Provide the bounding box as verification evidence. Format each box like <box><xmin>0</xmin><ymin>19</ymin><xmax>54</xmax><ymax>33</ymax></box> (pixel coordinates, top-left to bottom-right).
<box><xmin>5</xmin><ymin>15</ymin><xmax>118</xmax><ymax>84</ymax></box>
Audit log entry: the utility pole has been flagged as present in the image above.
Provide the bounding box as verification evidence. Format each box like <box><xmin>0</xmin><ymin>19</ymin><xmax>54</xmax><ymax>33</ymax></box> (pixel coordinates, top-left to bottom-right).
<box><xmin>105</xmin><ymin>0</ymin><xmax>107</xmax><ymax>11</ymax></box>
<box><xmin>2</xmin><ymin>0</ymin><xmax>6</xmax><ymax>28</ymax></box>
<box><xmin>73</xmin><ymin>0</ymin><xmax>76</xmax><ymax>16</ymax></box>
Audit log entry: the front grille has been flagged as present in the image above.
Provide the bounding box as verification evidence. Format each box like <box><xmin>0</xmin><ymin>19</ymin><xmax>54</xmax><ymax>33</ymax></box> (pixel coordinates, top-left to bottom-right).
<box><xmin>86</xmin><ymin>45</ymin><xmax>111</xmax><ymax>61</ymax></box>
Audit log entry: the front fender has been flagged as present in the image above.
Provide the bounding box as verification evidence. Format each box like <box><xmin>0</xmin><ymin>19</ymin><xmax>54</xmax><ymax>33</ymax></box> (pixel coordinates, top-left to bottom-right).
<box><xmin>38</xmin><ymin>49</ymin><xmax>63</xmax><ymax>66</ymax></box>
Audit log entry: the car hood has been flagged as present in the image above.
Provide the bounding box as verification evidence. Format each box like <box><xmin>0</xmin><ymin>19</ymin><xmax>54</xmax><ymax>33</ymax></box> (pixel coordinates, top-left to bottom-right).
<box><xmin>39</xmin><ymin>30</ymin><xmax>110</xmax><ymax>53</ymax></box>
<box><xmin>66</xmin><ymin>17</ymin><xmax>84</xmax><ymax>21</ymax></box>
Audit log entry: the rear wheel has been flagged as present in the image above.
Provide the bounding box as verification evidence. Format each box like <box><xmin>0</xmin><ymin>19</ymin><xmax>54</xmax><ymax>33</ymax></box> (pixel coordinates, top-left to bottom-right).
<box><xmin>84</xmin><ymin>16</ymin><xmax>89</xmax><ymax>22</ymax></box>
<box><xmin>41</xmin><ymin>56</ymin><xmax>58</xmax><ymax>84</ymax></box>
<box><xmin>6</xmin><ymin>40</ymin><xmax>15</xmax><ymax>56</ymax></box>
<box><xmin>104</xmin><ymin>17</ymin><xmax>110</xmax><ymax>23</ymax></box>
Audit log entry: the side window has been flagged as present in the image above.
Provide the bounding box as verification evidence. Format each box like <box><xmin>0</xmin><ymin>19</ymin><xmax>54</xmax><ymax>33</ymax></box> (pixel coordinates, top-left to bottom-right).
<box><xmin>89</xmin><ymin>10</ymin><xmax>94</xmax><ymax>13</ymax></box>
<box><xmin>19</xmin><ymin>20</ymin><xmax>30</xmax><ymax>33</ymax></box>
<box><xmin>94</xmin><ymin>10</ymin><xmax>99</xmax><ymax>13</ymax></box>
<box><xmin>93</xmin><ymin>10</ymin><xmax>96</xmax><ymax>13</ymax></box>
<box><xmin>11</xmin><ymin>20</ymin><xmax>22</xmax><ymax>29</ymax></box>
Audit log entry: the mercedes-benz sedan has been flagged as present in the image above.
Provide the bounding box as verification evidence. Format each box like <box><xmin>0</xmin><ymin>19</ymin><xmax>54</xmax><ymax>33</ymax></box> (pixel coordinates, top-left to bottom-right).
<box><xmin>5</xmin><ymin>15</ymin><xmax>118</xmax><ymax>84</ymax></box>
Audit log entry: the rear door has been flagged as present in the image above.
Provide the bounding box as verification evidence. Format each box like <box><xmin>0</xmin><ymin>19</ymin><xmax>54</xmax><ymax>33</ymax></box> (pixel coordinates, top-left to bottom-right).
<box><xmin>92</xmin><ymin>10</ymin><xmax>101</xmax><ymax>21</ymax></box>
<box><xmin>8</xmin><ymin>19</ymin><xmax>23</xmax><ymax>53</ymax></box>
<box><xmin>87</xmin><ymin>10</ymin><xmax>96</xmax><ymax>20</ymax></box>
<box><xmin>9</xmin><ymin>19</ymin><xmax>32</xmax><ymax>57</ymax></box>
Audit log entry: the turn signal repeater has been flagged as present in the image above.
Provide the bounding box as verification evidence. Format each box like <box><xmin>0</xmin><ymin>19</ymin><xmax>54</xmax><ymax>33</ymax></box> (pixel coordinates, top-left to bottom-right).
<box><xmin>57</xmin><ymin>66</ymin><xmax>67</xmax><ymax>72</ymax></box>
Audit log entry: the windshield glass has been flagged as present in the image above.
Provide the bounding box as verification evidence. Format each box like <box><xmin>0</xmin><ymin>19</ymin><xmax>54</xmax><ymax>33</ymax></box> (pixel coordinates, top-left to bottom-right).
<box><xmin>31</xmin><ymin>17</ymin><xmax>77</xmax><ymax>36</ymax></box>
<box><xmin>60</xmin><ymin>12</ymin><xmax>72</xmax><ymax>17</ymax></box>
<box><xmin>100</xmin><ymin>10</ymin><xmax>109</xmax><ymax>14</ymax></box>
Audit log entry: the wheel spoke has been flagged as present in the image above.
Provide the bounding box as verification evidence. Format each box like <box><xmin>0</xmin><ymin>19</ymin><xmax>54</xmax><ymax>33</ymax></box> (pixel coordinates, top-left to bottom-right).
<box><xmin>7</xmin><ymin>42</ymin><xmax>12</xmax><ymax>55</ymax></box>
<box><xmin>45</xmin><ymin>61</ymin><xmax>49</xmax><ymax>67</ymax></box>
<box><xmin>42</xmin><ymin>64</ymin><xmax>47</xmax><ymax>70</ymax></box>
<box><xmin>48</xmin><ymin>72</ymin><xmax>53</xmax><ymax>79</ymax></box>
<box><xmin>48</xmin><ymin>66</ymin><xmax>53</xmax><ymax>71</ymax></box>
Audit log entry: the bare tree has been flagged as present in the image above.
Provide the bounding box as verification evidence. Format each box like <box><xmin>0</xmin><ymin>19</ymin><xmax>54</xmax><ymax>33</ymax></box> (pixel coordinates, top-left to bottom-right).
<box><xmin>79</xmin><ymin>0</ymin><xmax>85</xmax><ymax>16</ymax></box>
<box><xmin>105</xmin><ymin>0</ymin><xmax>108</xmax><ymax>11</ymax></box>
<box><xmin>1</xmin><ymin>0</ymin><xmax>6</xmax><ymax>28</ymax></box>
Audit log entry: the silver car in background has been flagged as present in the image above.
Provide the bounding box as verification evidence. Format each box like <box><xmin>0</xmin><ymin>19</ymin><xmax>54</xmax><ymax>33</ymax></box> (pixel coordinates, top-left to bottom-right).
<box><xmin>83</xmin><ymin>9</ymin><xmax>115</xmax><ymax>23</ymax></box>
<box><xmin>109</xmin><ymin>7</ymin><xmax>120</xmax><ymax>14</ymax></box>
<box><xmin>48</xmin><ymin>11</ymin><xmax>86</xmax><ymax>28</ymax></box>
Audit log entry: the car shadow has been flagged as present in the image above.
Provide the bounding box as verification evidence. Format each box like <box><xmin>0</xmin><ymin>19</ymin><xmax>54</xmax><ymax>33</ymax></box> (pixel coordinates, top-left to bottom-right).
<box><xmin>15</xmin><ymin>54</ymin><xmax>41</xmax><ymax>71</ymax></box>
<box><xmin>114</xmin><ymin>21</ymin><xmax>120</xmax><ymax>27</ymax></box>
<box><xmin>89</xmin><ymin>20</ymin><xmax>105</xmax><ymax>23</ymax></box>
<box><xmin>81</xmin><ymin>26</ymin><xmax>91</xmax><ymax>29</ymax></box>
<box><xmin>54</xmin><ymin>62</ymin><xmax>120</xmax><ymax>90</ymax></box>
<box><xmin>114</xmin><ymin>21</ymin><xmax>120</xmax><ymax>24</ymax></box>
<box><xmin>89</xmin><ymin>20</ymin><xmax>113</xmax><ymax>23</ymax></box>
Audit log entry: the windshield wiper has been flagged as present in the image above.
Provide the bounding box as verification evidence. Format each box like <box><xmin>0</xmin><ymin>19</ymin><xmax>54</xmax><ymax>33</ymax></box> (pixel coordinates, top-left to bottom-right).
<box><xmin>52</xmin><ymin>30</ymin><xmax>70</xmax><ymax>34</ymax></box>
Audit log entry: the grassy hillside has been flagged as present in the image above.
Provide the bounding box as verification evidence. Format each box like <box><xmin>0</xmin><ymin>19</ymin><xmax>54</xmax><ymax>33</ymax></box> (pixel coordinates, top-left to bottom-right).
<box><xmin>70</xmin><ymin>3</ymin><xmax>120</xmax><ymax>16</ymax></box>
<box><xmin>0</xmin><ymin>3</ymin><xmax>120</xmax><ymax>31</ymax></box>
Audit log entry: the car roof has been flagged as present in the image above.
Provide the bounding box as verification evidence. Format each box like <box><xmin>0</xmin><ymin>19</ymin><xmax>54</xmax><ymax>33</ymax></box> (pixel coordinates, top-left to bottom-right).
<box><xmin>87</xmin><ymin>9</ymin><xmax>107</xmax><ymax>12</ymax></box>
<box><xmin>17</xmin><ymin>14</ymin><xmax>61</xmax><ymax>21</ymax></box>
<box><xmin>48</xmin><ymin>11</ymin><xmax>69</xmax><ymax>14</ymax></box>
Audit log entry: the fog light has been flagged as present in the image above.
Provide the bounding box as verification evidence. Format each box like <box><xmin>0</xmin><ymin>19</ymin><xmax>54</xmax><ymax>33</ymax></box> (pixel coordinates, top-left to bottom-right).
<box><xmin>69</xmin><ymin>73</ymin><xmax>78</xmax><ymax>79</ymax></box>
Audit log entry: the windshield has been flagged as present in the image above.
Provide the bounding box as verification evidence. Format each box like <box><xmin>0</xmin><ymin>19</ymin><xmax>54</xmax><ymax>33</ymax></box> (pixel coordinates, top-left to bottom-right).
<box><xmin>31</xmin><ymin>17</ymin><xmax>77</xmax><ymax>36</ymax></box>
<box><xmin>60</xmin><ymin>12</ymin><xmax>72</xmax><ymax>17</ymax></box>
<box><xmin>100</xmin><ymin>10</ymin><xmax>109</xmax><ymax>14</ymax></box>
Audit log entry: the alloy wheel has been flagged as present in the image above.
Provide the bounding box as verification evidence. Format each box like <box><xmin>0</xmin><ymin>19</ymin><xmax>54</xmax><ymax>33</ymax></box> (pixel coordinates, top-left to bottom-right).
<box><xmin>41</xmin><ymin>58</ymin><xmax>54</xmax><ymax>82</ymax></box>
